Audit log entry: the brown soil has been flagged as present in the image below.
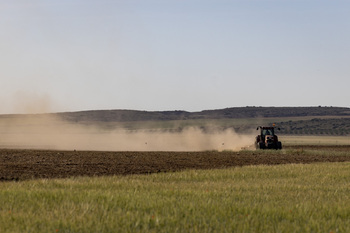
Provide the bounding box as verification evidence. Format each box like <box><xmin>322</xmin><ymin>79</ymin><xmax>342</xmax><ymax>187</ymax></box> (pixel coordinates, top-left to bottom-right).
<box><xmin>1</xmin><ymin>145</ymin><xmax>350</xmax><ymax>181</ymax></box>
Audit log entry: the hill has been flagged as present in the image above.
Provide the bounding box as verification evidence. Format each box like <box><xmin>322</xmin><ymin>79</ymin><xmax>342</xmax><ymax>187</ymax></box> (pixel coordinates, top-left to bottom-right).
<box><xmin>1</xmin><ymin>106</ymin><xmax>350</xmax><ymax>136</ymax></box>
<box><xmin>54</xmin><ymin>106</ymin><xmax>350</xmax><ymax>122</ymax></box>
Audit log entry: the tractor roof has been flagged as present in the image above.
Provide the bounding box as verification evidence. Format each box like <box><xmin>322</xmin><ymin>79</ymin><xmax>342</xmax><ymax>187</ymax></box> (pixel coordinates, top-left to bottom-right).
<box><xmin>261</xmin><ymin>127</ymin><xmax>275</xmax><ymax>129</ymax></box>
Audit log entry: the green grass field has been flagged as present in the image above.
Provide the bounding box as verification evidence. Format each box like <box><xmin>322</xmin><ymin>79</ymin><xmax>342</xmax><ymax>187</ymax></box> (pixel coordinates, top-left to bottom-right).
<box><xmin>1</xmin><ymin>159</ymin><xmax>349</xmax><ymax>232</ymax></box>
<box><xmin>281</xmin><ymin>135</ymin><xmax>350</xmax><ymax>145</ymax></box>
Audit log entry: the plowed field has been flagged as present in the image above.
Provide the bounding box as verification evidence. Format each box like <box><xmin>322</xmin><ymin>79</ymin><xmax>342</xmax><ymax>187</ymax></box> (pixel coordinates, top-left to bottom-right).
<box><xmin>1</xmin><ymin>145</ymin><xmax>350</xmax><ymax>181</ymax></box>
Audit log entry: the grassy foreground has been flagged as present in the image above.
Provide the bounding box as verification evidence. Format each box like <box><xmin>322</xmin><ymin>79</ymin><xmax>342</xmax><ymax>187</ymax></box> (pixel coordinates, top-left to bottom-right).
<box><xmin>1</xmin><ymin>162</ymin><xmax>350</xmax><ymax>233</ymax></box>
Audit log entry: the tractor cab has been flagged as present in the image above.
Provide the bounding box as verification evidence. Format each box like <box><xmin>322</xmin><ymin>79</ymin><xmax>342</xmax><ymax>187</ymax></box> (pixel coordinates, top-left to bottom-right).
<box><xmin>262</xmin><ymin>128</ymin><xmax>274</xmax><ymax>137</ymax></box>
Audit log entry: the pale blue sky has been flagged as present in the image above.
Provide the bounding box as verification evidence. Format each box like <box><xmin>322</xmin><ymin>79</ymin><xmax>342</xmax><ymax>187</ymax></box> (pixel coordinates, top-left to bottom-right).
<box><xmin>1</xmin><ymin>0</ymin><xmax>349</xmax><ymax>114</ymax></box>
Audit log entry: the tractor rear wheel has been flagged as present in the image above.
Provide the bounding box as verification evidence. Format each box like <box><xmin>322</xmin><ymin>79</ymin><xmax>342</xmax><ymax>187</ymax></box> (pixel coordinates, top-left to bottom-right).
<box><xmin>277</xmin><ymin>141</ymin><xmax>282</xmax><ymax>150</ymax></box>
<box><xmin>259</xmin><ymin>142</ymin><xmax>265</xmax><ymax>149</ymax></box>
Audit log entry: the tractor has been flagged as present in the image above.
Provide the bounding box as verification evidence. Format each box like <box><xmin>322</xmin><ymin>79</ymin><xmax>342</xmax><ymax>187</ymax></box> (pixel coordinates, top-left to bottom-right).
<box><xmin>255</xmin><ymin>126</ymin><xmax>282</xmax><ymax>149</ymax></box>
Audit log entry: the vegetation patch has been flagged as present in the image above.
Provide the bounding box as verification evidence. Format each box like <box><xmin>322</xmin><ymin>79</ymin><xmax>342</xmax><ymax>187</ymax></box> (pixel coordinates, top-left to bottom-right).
<box><xmin>1</xmin><ymin>162</ymin><xmax>349</xmax><ymax>232</ymax></box>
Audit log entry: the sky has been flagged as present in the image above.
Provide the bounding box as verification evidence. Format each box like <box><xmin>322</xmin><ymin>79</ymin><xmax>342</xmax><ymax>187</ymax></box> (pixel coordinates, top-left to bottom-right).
<box><xmin>0</xmin><ymin>0</ymin><xmax>349</xmax><ymax>114</ymax></box>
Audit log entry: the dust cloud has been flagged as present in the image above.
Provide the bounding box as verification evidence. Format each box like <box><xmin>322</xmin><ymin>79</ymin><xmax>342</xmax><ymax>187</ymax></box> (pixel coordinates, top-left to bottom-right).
<box><xmin>11</xmin><ymin>91</ymin><xmax>55</xmax><ymax>114</ymax></box>
<box><xmin>0</xmin><ymin>114</ymin><xmax>254</xmax><ymax>151</ymax></box>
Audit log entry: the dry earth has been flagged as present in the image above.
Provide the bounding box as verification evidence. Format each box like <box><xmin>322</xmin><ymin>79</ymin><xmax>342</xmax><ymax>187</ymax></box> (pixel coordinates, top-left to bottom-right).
<box><xmin>1</xmin><ymin>145</ymin><xmax>350</xmax><ymax>181</ymax></box>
